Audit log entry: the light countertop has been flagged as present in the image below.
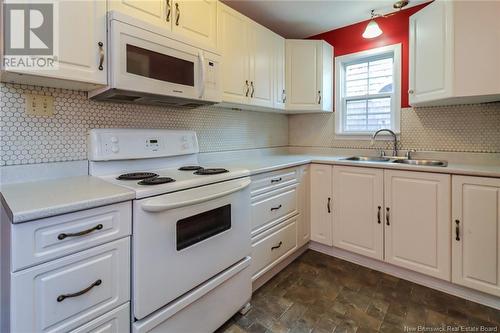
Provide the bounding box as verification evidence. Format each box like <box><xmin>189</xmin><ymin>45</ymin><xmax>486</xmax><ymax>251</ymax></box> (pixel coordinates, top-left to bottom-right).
<box><xmin>1</xmin><ymin>176</ymin><xmax>135</xmax><ymax>223</ymax></box>
<box><xmin>202</xmin><ymin>153</ymin><xmax>500</xmax><ymax>178</ymax></box>
<box><xmin>2</xmin><ymin>151</ymin><xmax>499</xmax><ymax>224</ymax></box>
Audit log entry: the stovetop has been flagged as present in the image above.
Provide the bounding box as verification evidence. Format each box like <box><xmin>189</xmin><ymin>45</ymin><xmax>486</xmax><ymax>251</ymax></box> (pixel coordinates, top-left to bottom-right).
<box><xmin>99</xmin><ymin>166</ymin><xmax>249</xmax><ymax>199</ymax></box>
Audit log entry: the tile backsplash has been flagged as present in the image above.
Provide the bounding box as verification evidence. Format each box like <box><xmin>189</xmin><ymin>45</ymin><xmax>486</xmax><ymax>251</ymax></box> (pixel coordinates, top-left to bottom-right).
<box><xmin>2</xmin><ymin>82</ymin><xmax>500</xmax><ymax>167</ymax></box>
<box><xmin>0</xmin><ymin>83</ymin><xmax>288</xmax><ymax>166</ymax></box>
<box><xmin>289</xmin><ymin>103</ymin><xmax>500</xmax><ymax>153</ymax></box>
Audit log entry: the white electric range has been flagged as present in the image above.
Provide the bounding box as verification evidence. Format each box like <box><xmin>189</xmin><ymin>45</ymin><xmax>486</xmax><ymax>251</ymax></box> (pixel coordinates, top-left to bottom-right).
<box><xmin>88</xmin><ymin>128</ymin><xmax>252</xmax><ymax>333</ymax></box>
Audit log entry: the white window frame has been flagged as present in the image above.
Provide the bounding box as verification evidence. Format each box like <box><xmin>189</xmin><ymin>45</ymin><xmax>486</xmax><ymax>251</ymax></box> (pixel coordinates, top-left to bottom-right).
<box><xmin>335</xmin><ymin>44</ymin><xmax>402</xmax><ymax>139</ymax></box>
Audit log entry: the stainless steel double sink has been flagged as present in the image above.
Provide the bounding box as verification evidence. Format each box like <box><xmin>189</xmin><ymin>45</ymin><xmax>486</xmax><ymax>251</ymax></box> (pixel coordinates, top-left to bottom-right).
<box><xmin>343</xmin><ymin>156</ymin><xmax>448</xmax><ymax>167</ymax></box>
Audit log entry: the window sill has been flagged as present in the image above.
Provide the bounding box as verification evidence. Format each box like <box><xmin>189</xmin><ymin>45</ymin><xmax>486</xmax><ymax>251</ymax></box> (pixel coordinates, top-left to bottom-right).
<box><xmin>334</xmin><ymin>132</ymin><xmax>401</xmax><ymax>141</ymax></box>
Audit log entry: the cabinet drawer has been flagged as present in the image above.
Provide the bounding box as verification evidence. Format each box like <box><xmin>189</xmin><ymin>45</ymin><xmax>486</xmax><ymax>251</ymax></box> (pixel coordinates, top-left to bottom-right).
<box><xmin>251</xmin><ymin>185</ymin><xmax>298</xmax><ymax>234</ymax></box>
<box><xmin>251</xmin><ymin>218</ymin><xmax>297</xmax><ymax>280</ymax></box>
<box><xmin>70</xmin><ymin>303</ymin><xmax>130</xmax><ymax>333</ymax></box>
<box><xmin>250</xmin><ymin>168</ymin><xmax>299</xmax><ymax>196</ymax></box>
<box><xmin>11</xmin><ymin>202</ymin><xmax>131</xmax><ymax>271</ymax></box>
<box><xmin>10</xmin><ymin>238</ymin><xmax>130</xmax><ymax>333</ymax></box>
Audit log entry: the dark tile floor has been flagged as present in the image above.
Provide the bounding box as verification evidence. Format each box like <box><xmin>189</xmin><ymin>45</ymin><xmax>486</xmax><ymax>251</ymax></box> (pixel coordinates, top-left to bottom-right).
<box><xmin>216</xmin><ymin>250</ymin><xmax>500</xmax><ymax>333</ymax></box>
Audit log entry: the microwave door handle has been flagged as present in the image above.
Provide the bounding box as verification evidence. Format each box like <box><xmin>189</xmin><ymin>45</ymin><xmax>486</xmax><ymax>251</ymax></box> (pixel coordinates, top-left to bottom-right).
<box><xmin>198</xmin><ymin>51</ymin><xmax>206</xmax><ymax>98</ymax></box>
<box><xmin>141</xmin><ymin>179</ymin><xmax>251</xmax><ymax>212</ymax></box>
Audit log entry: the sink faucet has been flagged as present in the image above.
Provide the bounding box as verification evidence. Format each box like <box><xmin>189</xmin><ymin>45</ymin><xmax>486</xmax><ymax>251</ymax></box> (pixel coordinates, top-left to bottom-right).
<box><xmin>371</xmin><ymin>129</ymin><xmax>399</xmax><ymax>157</ymax></box>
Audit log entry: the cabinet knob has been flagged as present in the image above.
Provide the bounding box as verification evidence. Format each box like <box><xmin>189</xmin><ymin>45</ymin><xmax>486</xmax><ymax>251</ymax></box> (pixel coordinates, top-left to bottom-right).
<box><xmin>408</xmin><ymin>89</ymin><xmax>414</xmax><ymax>94</ymax></box>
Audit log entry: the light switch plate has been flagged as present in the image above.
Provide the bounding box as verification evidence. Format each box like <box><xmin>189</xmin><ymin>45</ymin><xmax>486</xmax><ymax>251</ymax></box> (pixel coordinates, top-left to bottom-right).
<box><xmin>25</xmin><ymin>94</ymin><xmax>54</xmax><ymax>117</ymax></box>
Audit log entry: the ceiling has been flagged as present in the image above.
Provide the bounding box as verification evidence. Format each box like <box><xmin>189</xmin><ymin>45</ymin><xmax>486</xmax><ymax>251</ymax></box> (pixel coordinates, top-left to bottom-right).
<box><xmin>221</xmin><ymin>0</ymin><xmax>429</xmax><ymax>38</ymax></box>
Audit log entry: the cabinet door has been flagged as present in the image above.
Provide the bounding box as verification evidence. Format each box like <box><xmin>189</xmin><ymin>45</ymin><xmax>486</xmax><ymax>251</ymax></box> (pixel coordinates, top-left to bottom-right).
<box><xmin>384</xmin><ymin>170</ymin><xmax>451</xmax><ymax>280</ymax></box>
<box><xmin>319</xmin><ymin>40</ymin><xmax>333</xmax><ymax>112</ymax></box>
<box><xmin>13</xmin><ymin>0</ymin><xmax>107</xmax><ymax>86</ymax></box>
<box><xmin>409</xmin><ymin>0</ymin><xmax>453</xmax><ymax>105</ymax></box>
<box><xmin>248</xmin><ymin>23</ymin><xmax>275</xmax><ymax>108</ymax></box>
<box><xmin>108</xmin><ymin>0</ymin><xmax>168</xmax><ymax>28</ymax></box>
<box><xmin>285</xmin><ymin>40</ymin><xmax>321</xmax><ymax>111</ymax></box>
<box><xmin>297</xmin><ymin>165</ymin><xmax>311</xmax><ymax>247</ymax></box>
<box><xmin>333</xmin><ymin>166</ymin><xmax>384</xmax><ymax>260</ymax></box>
<box><xmin>274</xmin><ymin>35</ymin><xmax>286</xmax><ymax>110</ymax></box>
<box><xmin>452</xmin><ymin>176</ymin><xmax>500</xmax><ymax>297</ymax></box>
<box><xmin>310</xmin><ymin>164</ymin><xmax>333</xmax><ymax>246</ymax></box>
<box><xmin>172</xmin><ymin>0</ymin><xmax>217</xmax><ymax>50</ymax></box>
<box><xmin>218</xmin><ymin>3</ymin><xmax>250</xmax><ymax>104</ymax></box>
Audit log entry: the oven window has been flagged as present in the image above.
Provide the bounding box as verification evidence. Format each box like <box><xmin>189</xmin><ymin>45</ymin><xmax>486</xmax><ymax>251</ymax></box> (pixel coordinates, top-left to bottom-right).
<box><xmin>176</xmin><ymin>205</ymin><xmax>231</xmax><ymax>251</ymax></box>
<box><xmin>126</xmin><ymin>44</ymin><xmax>195</xmax><ymax>86</ymax></box>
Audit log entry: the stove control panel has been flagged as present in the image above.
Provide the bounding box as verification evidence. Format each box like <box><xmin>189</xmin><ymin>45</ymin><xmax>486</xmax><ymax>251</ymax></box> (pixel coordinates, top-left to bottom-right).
<box><xmin>88</xmin><ymin>129</ymin><xmax>199</xmax><ymax>161</ymax></box>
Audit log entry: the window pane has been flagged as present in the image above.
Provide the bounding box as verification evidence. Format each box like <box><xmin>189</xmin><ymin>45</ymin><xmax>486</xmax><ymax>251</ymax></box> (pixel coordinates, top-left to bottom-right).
<box><xmin>345</xmin><ymin>97</ymin><xmax>391</xmax><ymax>132</ymax></box>
<box><xmin>346</xmin><ymin>62</ymin><xmax>368</xmax><ymax>81</ymax></box>
<box><xmin>369</xmin><ymin>75</ymin><xmax>393</xmax><ymax>94</ymax></box>
<box><xmin>346</xmin><ymin>79</ymin><xmax>368</xmax><ymax>97</ymax></box>
<box><xmin>369</xmin><ymin>58</ymin><xmax>393</xmax><ymax>78</ymax></box>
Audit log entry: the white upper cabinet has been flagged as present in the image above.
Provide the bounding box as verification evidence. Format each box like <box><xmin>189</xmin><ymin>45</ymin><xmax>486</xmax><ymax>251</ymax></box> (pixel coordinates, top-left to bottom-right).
<box><xmin>452</xmin><ymin>176</ymin><xmax>500</xmax><ymax>297</ymax></box>
<box><xmin>273</xmin><ymin>35</ymin><xmax>286</xmax><ymax>110</ymax></box>
<box><xmin>172</xmin><ymin>0</ymin><xmax>218</xmax><ymax>50</ymax></box>
<box><xmin>409</xmin><ymin>0</ymin><xmax>500</xmax><ymax>106</ymax></box>
<box><xmin>218</xmin><ymin>2</ymin><xmax>277</xmax><ymax>109</ymax></box>
<box><xmin>109</xmin><ymin>0</ymin><xmax>217</xmax><ymax>51</ymax></box>
<box><xmin>248</xmin><ymin>22</ymin><xmax>275</xmax><ymax>109</ymax></box>
<box><xmin>109</xmin><ymin>0</ymin><xmax>168</xmax><ymax>28</ymax></box>
<box><xmin>310</xmin><ymin>164</ymin><xmax>333</xmax><ymax>246</ymax></box>
<box><xmin>1</xmin><ymin>0</ymin><xmax>107</xmax><ymax>90</ymax></box>
<box><xmin>384</xmin><ymin>170</ymin><xmax>451</xmax><ymax>281</ymax></box>
<box><xmin>218</xmin><ymin>3</ymin><xmax>250</xmax><ymax>105</ymax></box>
<box><xmin>285</xmin><ymin>40</ymin><xmax>333</xmax><ymax>113</ymax></box>
<box><xmin>333</xmin><ymin>166</ymin><xmax>384</xmax><ymax>260</ymax></box>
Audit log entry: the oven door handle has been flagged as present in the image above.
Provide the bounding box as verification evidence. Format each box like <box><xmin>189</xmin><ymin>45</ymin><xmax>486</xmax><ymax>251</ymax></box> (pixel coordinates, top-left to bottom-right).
<box><xmin>141</xmin><ymin>179</ymin><xmax>251</xmax><ymax>212</ymax></box>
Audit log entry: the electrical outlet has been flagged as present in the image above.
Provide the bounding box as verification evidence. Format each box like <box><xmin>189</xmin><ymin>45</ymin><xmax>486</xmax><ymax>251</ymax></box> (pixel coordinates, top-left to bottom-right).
<box><xmin>25</xmin><ymin>94</ymin><xmax>54</xmax><ymax>117</ymax></box>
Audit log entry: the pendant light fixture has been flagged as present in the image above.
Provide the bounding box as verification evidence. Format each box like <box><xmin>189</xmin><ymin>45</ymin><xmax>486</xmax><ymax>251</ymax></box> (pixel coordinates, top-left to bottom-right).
<box><xmin>362</xmin><ymin>0</ymin><xmax>410</xmax><ymax>39</ymax></box>
<box><xmin>362</xmin><ymin>10</ymin><xmax>383</xmax><ymax>39</ymax></box>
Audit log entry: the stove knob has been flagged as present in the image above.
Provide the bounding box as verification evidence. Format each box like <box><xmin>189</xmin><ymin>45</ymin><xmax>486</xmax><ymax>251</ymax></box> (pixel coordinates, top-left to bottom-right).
<box><xmin>182</xmin><ymin>143</ymin><xmax>189</xmax><ymax>149</ymax></box>
<box><xmin>110</xmin><ymin>136</ymin><xmax>119</xmax><ymax>143</ymax></box>
<box><xmin>111</xmin><ymin>145</ymin><xmax>119</xmax><ymax>153</ymax></box>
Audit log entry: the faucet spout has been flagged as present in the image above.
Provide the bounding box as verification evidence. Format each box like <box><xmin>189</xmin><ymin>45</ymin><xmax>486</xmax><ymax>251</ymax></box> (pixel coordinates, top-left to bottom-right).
<box><xmin>371</xmin><ymin>129</ymin><xmax>398</xmax><ymax>157</ymax></box>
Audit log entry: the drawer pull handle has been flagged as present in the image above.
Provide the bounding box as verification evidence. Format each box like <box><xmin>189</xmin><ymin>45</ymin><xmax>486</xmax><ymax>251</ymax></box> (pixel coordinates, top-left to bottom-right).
<box><xmin>98</xmin><ymin>42</ymin><xmax>104</xmax><ymax>71</ymax></box>
<box><xmin>377</xmin><ymin>206</ymin><xmax>381</xmax><ymax>224</ymax></box>
<box><xmin>271</xmin><ymin>177</ymin><xmax>282</xmax><ymax>183</ymax></box>
<box><xmin>58</xmin><ymin>224</ymin><xmax>103</xmax><ymax>240</ymax></box>
<box><xmin>271</xmin><ymin>241</ymin><xmax>283</xmax><ymax>251</ymax></box>
<box><xmin>270</xmin><ymin>204</ymin><xmax>282</xmax><ymax>211</ymax></box>
<box><xmin>386</xmin><ymin>207</ymin><xmax>390</xmax><ymax>226</ymax></box>
<box><xmin>455</xmin><ymin>219</ymin><xmax>460</xmax><ymax>241</ymax></box>
<box><xmin>327</xmin><ymin>197</ymin><xmax>331</xmax><ymax>213</ymax></box>
<box><xmin>57</xmin><ymin>279</ymin><xmax>102</xmax><ymax>302</ymax></box>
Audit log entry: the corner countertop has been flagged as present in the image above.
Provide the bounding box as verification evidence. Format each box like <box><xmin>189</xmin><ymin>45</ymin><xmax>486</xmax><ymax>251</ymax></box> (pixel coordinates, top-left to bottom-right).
<box><xmin>1</xmin><ymin>176</ymin><xmax>135</xmax><ymax>223</ymax></box>
<box><xmin>2</xmin><ymin>151</ymin><xmax>499</xmax><ymax>224</ymax></box>
<box><xmin>202</xmin><ymin>154</ymin><xmax>500</xmax><ymax>178</ymax></box>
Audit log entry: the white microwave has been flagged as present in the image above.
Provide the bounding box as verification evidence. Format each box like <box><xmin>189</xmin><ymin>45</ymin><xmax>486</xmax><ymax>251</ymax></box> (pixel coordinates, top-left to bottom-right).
<box><xmin>89</xmin><ymin>12</ymin><xmax>221</xmax><ymax>107</ymax></box>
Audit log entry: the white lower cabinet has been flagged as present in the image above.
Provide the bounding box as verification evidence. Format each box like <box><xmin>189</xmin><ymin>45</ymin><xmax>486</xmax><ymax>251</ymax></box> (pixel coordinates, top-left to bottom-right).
<box><xmin>10</xmin><ymin>238</ymin><xmax>130</xmax><ymax>332</ymax></box>
<box><xmin>384</xmin><ymin>170</ymin><xmax>451</xmax><ymax>280</ymax></box>
<box><xmin>332</xmin><ymin>166</ymin><xmax>384</xmax><ymax>260</ymax></box>
<box><xmin>70</xmin><ymin>303</ymin><xmax>130</xmax><ymax>333</ymax></box>
<box><xmin>297</xmin><ymin>165</ymin><xmax>311</xmax><ymax>247</ymax></box>
<box><xmin>251</xmin><ymin>218</ymin><xmax>298</xmax><ymax>280</ymax></box>
<box><xmin>250</xmin><ymin>166</ymin><xmax>309</xmax><ymax>282</ymax></box>
<box><xmin>310</xmin><ymin>164</ymin><xmax>333</xmax><ymax>246</ymax></box>
<box><xmin>452</xmin><ymin>176</ymin><xmax>500</xmax><ymax>297</ymax></box>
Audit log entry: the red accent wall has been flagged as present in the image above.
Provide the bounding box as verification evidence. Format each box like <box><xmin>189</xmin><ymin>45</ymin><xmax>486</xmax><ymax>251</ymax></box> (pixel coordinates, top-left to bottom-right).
<box><xmin>308</xmin><ymin>2</ymin><xmax>430</xmax><ymax>107</ymax></box>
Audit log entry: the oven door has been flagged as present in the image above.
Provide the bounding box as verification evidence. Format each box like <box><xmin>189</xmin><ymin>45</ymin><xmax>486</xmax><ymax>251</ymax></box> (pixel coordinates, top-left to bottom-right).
<box><xmin>110</xmin><ymin>19</ymin><xmax>203</xmax><ymax>100</ymax></box>
<box><xmin>132</xmin><ymin>177</ymin><xmax>251</xmax><ymax>320</ymax></box>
